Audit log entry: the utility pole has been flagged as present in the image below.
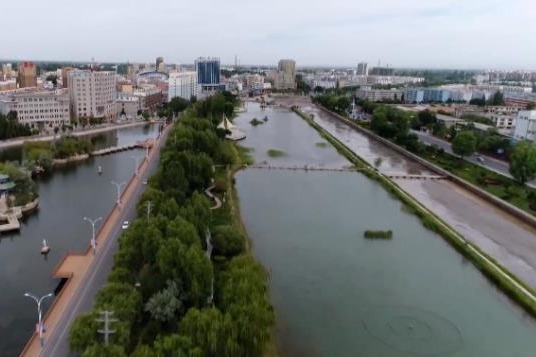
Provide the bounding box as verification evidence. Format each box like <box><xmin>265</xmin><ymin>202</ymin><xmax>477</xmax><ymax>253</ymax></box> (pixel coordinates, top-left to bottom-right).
<box><xmin>96</xmin><ymin>310</ymin><xmax>117</xmax><ymax>346</ymax></box>
<box><xmin>146</xmin><ymin>201</ymin><xmax>151</xmax><ymax>221</ymax></box>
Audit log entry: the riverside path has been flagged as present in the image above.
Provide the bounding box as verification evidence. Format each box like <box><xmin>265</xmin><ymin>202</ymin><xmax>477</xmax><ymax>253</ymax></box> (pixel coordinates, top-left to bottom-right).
<box><xmin>20</xmin><ymin>123</ymin><xmax>170</xmax><ymax>357</ymax></box>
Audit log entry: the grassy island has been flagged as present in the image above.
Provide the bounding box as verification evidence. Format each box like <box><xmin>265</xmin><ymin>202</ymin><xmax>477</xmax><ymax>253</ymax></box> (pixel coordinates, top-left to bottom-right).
<box><xmin>23</xmin><ymin>136</ymin><xmax>94</xmax><ymax>171</ymax></box>
<box><xmin>250</xmin><ymin>118</ymin><xmax>264</xmax><ymax>126</ymax></box>
<box><xmin>364</xmin><ymin>230</ymin><xmax>393</xmax><ymax>239</ymax></box>
<box><xmin>267</xmin><ymin>149</ymin><xmax>286</xmax><ymax>158</ymax></box>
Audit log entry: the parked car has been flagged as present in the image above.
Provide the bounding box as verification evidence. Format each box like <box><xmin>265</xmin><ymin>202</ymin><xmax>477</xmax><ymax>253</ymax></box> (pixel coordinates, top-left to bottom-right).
<box><xmin>121</xmin><ymin>221</ymin><xmax>129</xmax><ymax>229</ymax></box>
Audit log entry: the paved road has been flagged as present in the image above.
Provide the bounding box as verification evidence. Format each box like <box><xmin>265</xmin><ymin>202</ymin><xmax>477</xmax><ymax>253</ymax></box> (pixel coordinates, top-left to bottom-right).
<box><xmin>412</xmin><ymin>130</ymin><xmax>536</xmax><ymax>188</ymax></box>
<box><xmin>38</xmin><ymin>126</ymin><xmax>168</xmax><ymax>357</ymax></box>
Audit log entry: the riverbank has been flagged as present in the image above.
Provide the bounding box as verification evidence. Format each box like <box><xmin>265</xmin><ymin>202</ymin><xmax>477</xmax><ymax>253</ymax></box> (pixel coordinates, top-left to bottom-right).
<box><xmin>20</xmin><ymin>123</ymin><xmax>169</xmax><ymax>357</ymax></box>
<box><xmin>0</xmin><ymin>120</ymin><xmax>156</xmax><ymax>149</ymax></box>
<box><xmin>293</xmin><ymin>106</ymin><xmax>536</xmax><ymax>319</ymax></box>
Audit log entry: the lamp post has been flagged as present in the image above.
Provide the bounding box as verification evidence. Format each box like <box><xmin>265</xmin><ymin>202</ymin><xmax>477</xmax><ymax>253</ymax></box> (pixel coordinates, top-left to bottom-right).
<box><xmin>24</xmin><ymin>292</ymin><xmax>54</xmax><ymax>347</ymax></box>
<box><xmin>83</xmin><ymin>216</ymin><xmax>103</xmax><ymax>255</ymax></box>
<box><xmin>111</xmin><ymin>180</ymin><xmax>126</xmax><ymax>208</ymax></box>
<box><xmin>130</xmin><ymin>156</ymin><xmax>142</xmax><ymax>177</ymax></box>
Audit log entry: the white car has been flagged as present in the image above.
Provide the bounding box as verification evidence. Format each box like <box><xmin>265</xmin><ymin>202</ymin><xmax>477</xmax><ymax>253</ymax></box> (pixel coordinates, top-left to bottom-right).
<box><xmin>121</xmin><ymin>221</ymin><xmax>129</xmax><ymax>230</ymax></box>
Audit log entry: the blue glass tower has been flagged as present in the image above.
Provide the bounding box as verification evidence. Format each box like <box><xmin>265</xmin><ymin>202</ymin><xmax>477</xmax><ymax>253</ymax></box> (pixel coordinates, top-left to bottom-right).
<box><xmin>195</xmin><ymin>58</ymin><xmax>220</xmax><ymax>89</ymax></box>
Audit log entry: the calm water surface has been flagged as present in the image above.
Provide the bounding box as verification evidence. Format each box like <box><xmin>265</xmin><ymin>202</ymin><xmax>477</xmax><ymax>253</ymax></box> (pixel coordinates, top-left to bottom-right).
<box><xmin>235</xmin><ymin>103</ymin><xmax>536</xmax><ymax>357</ymax></box>
<box><xmin>0</xmin><ymin>124</ymin><xmax>158</xmax><ymax>356</ymax></box>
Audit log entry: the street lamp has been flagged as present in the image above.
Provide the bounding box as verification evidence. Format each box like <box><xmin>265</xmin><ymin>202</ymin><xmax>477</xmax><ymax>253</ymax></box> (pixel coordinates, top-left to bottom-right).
<box><xmin>111</xmin><ymin>180</ymin><xmax>126</xmax><ymax>208</ymax></box>
<box><xmin>130</xmin><ymin>156</ymin><xmax>142</xmax><ymax>177</ymax></box>
<box><xmin>83</xmin><ymin>216</ymin><xmax>103</xmax><ymax>255</ymax></box>
<box><xmin>24</xmin><ymin>292</ymin><xmax>54</xmax><ymax>347</ymax></box>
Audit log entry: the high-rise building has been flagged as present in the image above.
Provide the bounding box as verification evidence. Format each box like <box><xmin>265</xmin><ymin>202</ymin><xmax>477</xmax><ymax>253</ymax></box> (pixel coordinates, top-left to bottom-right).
<box><xmin>68</xmin><ymin>69</ymin><xmax>117</xmax><ymax>120</ymax></box>
<box><xmin>195</xmin><ymin>57</ymin><xmax>220</xmax><ymax>90</ymax></box>
<box><xmin>275</xmin><ymin>59</ymin><xmax>296</xmax><ymax>90</ymax></box>
<box><xmin>369</xmin><ymin>66</ymin><xmax>394</xmax><ymax>76</ymax></box>
<box><xmin>156</xmin><ymin>57</ymin><xmax>164</xmax><ymax>71</ymax></box>
<box><xmin>357</xmin><ymin>62</ymin><xmax>369</xmax><ymax>76</ymax></box>
<box><xmin>168</xmin><ymin>71</ymin><xmax>198</xmax><ymax>101</ymax></box>
<box><xmin>18</xmin><ymin>61</ymin><xmax>37</xmax><ymax>88</ymax></box>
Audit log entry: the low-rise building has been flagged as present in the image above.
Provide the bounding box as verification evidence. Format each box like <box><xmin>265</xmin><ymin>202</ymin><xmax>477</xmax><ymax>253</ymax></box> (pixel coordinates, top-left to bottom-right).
<box><xmin>488</xmin><ymin>113</ymin><xmax>516</xmax><ymax>130</ymax></box>
<box><xmin>116</xmin><ymin>95</ymin><xmax>141</xmax><ymax>120</ymax></box>
<box><xmin>356</xmin><ymin>87</ymin><xmax>403</xmax><ymax>102</ymax></box>
<box><xmin>404</xmin><ymin>89</ymin><xmax>424</xmax><ymax>103</ymax></box>
<box><xmin>0</xmin><ymin>88</ymin><xmax>70</xmax><ymax>129</ymax></box>
<box><xmin>513</xmin><ymin>110</ymin><xmax>536</xmax><ymax>141</ymax></box>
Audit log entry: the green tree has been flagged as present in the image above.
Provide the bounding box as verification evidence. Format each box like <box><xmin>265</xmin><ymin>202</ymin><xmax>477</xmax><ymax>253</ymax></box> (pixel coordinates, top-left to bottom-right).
<box><xmin>509</xmin><ymin>140</ymin><xmax>536</xmax><ymax>184</ymax></box>
<box><xmin>489</xmin><ymin>91</ymin><xmax>505</xmax><ymax>106</ymax></box>
<box><xmin>451</xmin><ymin>130</ymin><xmax>476</xmax><ymax>158</ymax></box>
<box><xmin>69</xmin><ymin>313</ymin><xmax>100</xmax><ymax>353</ymax></box>
<box><xmin>145</xmin><ymin>280</ymin><xmax>185</xmax><ymax>323</ymax></box>
<box><xmin>82</xmin><ymin>344</ymin><xmax>127</xmax><ymax>357</ymax></box>
<box><xmin>212</xmin><ymin>225</ymin><xmax>245</xmax><ymax>258</ymax></box>
<box><xmin>153</xmin><ymin>334</ymin><xmax>203</xmax><ymax>356</ymax></box>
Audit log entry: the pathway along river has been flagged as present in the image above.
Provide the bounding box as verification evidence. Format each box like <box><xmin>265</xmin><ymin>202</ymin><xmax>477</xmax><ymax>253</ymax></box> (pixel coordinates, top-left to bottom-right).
<box><xmin>234</xmin><ymin>102</ymin><xmax>536</xmax><ymax>357</ymax></box>
<box><xmin>0</xmin><ymin>124</ymin><xmax>159</xmax><ymax>356</ymax></box>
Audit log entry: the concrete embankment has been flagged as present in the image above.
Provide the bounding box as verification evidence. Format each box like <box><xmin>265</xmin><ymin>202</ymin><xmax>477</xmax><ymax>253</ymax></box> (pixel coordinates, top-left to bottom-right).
<box><xmin>292</xmin><ymin>105</ymin><xmax>536</xmax><ymax>318</ymax></box>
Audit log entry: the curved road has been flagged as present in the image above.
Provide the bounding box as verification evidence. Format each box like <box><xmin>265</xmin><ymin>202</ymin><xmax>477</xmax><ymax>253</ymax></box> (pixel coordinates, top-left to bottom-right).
<box><xmin>35</xmin><ymin>126</ymin><xmax>168</xmax><ymax>357</ymax></box>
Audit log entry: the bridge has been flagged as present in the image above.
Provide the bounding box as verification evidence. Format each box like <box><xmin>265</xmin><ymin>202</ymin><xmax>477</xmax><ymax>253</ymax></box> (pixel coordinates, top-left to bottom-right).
<box><xmin>247</xmin><ymin>164</ymin><xmax>360</xmax><ymax>173</ymax></box>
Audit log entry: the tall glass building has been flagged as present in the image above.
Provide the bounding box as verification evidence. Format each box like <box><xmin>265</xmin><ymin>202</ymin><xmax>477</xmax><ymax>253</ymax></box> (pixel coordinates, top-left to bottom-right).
<box><xmin>195</xmin><ymin>57</ymin><xmax>220</xmax><ymax>89</ymax></box>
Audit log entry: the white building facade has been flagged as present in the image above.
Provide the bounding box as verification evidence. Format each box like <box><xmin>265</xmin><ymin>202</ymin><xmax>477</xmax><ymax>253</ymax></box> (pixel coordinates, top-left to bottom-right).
<box><xmin>513</xmin><ymin>110</ymin><xmax>536</xmax><ymax>141</ymax></box>
<box><xmin>68</xmin><ymin>70</ymin><xmax>117</xmax><ymax>120</ymax></box>
<box><xmin>0</xmin><ymin>88</ymin><xmax>70</xmax><ymax>128</ymax></box>
<box><xmin>168</xmin><ymin>71</ymin><xmax>198</xmax><ymax>101</ymax></box>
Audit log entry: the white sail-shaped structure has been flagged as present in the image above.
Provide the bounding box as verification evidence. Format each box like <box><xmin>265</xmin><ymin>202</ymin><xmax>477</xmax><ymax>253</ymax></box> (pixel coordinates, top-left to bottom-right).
<box><xmin>217</xmin><ymin>114</ymin><xmax>236</xmax><ymax>131</ymax></box>
<box><xmin>218</xmin><ymin>114</ymin><xmax>246</xmax><ymax>141</ymax></box>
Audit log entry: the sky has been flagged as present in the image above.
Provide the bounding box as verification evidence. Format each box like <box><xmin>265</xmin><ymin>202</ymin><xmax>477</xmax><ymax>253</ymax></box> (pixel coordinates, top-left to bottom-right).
<box><xmin>2</xmin><ymin>0</ymin><xmax>535</xmax><ymax>69</ymax></box>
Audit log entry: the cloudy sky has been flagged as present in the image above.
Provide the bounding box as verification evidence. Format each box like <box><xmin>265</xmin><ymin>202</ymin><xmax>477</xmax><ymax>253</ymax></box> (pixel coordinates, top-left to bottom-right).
<box><xmin>3</xmin><ymin>0</ymin><xmax>535</xmax><ymax>69</ymax></box>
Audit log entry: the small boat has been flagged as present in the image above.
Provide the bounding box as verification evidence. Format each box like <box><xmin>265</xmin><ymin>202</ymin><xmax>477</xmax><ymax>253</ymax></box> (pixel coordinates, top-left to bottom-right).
<box><xmin>41</xmin><ymin>239</ymin><xmax>50</xmax><ymax>255</ymax></box>
<box><xmin>97</xmin><ymin>166</ymin><xmax>102</xmax><ymax>175</ymax></box>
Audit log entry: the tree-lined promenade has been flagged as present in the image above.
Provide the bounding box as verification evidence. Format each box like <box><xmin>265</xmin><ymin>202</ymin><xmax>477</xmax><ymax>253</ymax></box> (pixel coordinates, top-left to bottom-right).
<box><xmin>68</xmin><ymin>92</ymin><xmax>274</xmax><ymax>356</ymax></box>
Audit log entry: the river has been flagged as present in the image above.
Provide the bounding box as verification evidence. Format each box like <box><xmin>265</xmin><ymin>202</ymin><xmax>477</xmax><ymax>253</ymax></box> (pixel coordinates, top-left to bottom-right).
<box><xmin>234</xmin><ymin>102</ymin><xmax>536</xmax><ymax>356</ymax></box>
<box><xmin>0</xmin><ymin>124</ymin><xmax>159</xmax><ymax>356</ymax></box>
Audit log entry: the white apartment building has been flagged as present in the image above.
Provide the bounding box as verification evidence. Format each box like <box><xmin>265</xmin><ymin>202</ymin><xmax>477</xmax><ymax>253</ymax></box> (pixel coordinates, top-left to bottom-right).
<box><xmin>168</xmin><ymin>71</ymin><xmax>198</xmax><ymax>101</ymax></box>
<box><xmin>0</xmin><ymin>88</ymin><xmax>70</xmax><ymax>128</ymax></box>
<box><xmin>245</xmin><ymin>74</ymin><xmax>264</xmax><ymax>90</ymax></box>
<box><xmin>488</xmin><ymin>113</ymin><xmax>516</xmax><ymax>130</ymax></box>
<box><xmin>513</xmin><ymin>110</ymin><xmax>536</xmax><ymax>141</ymax></box>
<box><xmin>68</xmin><ymin>70</ymin><xmax>117</xmax><ymax>120</ymax></box>
<box><xmin>356</xmin><ymin>87</ymin><xmax>404</xmax><ymax>102</ymax></box>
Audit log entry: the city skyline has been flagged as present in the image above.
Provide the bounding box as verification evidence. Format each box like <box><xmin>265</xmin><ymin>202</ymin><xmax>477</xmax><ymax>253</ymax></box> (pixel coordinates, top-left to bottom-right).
<box><xmin>3</xmin><ymin>0</ymin><xmax>535</xmax><ymax>70</ymax></box>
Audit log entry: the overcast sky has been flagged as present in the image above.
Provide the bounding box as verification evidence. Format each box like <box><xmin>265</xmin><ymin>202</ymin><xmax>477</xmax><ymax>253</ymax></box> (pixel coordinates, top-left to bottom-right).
<box><xmin>2</xmin><ymin>0</ymin><xmax>535</xmax><ymax>69</ymax></box>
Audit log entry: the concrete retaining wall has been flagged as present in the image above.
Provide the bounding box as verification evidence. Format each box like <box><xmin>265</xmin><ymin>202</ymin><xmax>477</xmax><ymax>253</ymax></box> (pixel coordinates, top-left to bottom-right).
<box><xmin>317</xmin><ymin>106</ymin><xmax>536</xmax><ymax>231</ymax></box>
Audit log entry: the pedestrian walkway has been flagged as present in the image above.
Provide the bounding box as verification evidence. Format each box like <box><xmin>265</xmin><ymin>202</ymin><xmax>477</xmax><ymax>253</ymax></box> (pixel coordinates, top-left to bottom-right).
<box><xmin>205</xmin><ymin>185</ymin><xmax>222</xmax><ymax>210</ymax></box>
<box><xmin>20</xmin><ymin>124</ymin><xmax>170</xmax><ymax>357</ymax></box>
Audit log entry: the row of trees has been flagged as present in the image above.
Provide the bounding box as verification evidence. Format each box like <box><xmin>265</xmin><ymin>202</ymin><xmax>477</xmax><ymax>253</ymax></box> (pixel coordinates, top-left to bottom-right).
<box><xmin>313</xmin><ymin>94</ymin><xmax>351</xmax><ymax>115</ymax></box>
<box><xmin>366</xmin><ymin>104</ymin><xmax>536</xmax><ymax>185</ymax></box>
<box><xmin>0</xmin><ymin>111</ymin><xmax>33</xmax><ymax>140</ymax></box>
<box><xmin>69</xmin><ymin>92</ymin><xmax>274</xmax><ymax>356</ymax></box>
